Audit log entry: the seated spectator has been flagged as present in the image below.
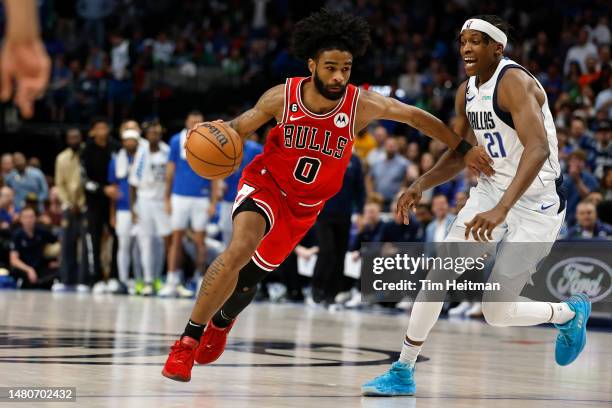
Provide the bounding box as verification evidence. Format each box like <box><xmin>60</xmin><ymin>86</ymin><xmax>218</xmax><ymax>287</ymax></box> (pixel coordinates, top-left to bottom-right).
<box><xmin>566</xmin><ymin>200</ymin><xmax>612</xmax><ymax>239</ymax></box>
<box><xmin>556</xmin><ymin>127</ymin><xmax>572</xmax><ymax>171</ymax></box>
<box><xmin>432</xmin><ymin>173</ymin><xmax>466</xmax><ymax>207</ymax></box>
<box><xmin>5</xmin><ymin>152</ymin><xmax>49</xmax><ymax>211</ymax></box>
<box><xmin>563</xmin><ymin>150</ymin><xmax>599</xmax><ymax>225</ymax></box>
<box><xmin>602</xmin><ymin>167</ymin><xmax>612</xmax><ymax>200</ymax></box>
<box><xmin>9</xmin><ymin>207</ymin><xmax>59</xmax><ymax>289</ymax></box>
<box><xmin>1</xmin><ymin>153</ymin><xmax>13</xmax><ymax>182</ymax></box>
<box><xmin>351</xmin><ymin>200</ymin><xmax>385</xmax><ymax>255</ymax></box>
<box><xmin>377</xmin><ymin>198</ymin><xmax>424</xmax><ymax>243</ymax></box>
<box><xmin>415</xmin><ymin>203</ymin><xmax>433</xmax><ymax>227</ymax></box>
<box><xmin>366</xmin><ymin>125</ymin><xmax>388</xmax><ymax>168</ymax></box>
<box><xmin>592</xmin><ymin>120</ymin><xmax>611</xmax><ymax>179</ymax></box>
<box><xmin>369</xmin><ymin>137</ymin><xmax>409</xmax><ymax>210</ymax></box>
<box><xmin>425</xmin><ymin>194</ymin><xmax>454</xmax><ymax>243</ymax></box>
<box><xmin>0</xmin><ymin>186</ymin><xmax>17</xmax><ymax>229</ymax></box>
<box><xmin>353</xmin><ymin>128</ymin><xmax>377</xmax><ymax>161</ymax></box>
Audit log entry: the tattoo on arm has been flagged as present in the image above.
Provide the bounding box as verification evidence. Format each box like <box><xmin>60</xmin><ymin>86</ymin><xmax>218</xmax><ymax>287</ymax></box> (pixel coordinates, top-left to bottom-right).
<box><xmin>196</xmin><ymin>256</ymin><xmax>226</xmax><ymax>301</ymax></box>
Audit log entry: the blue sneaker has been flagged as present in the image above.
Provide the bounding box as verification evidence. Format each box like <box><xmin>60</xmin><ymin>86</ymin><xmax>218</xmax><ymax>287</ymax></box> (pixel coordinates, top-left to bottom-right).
<box><xmin>361</xmin><ymin>361</ymin><xmax>416</xmax><ymax>396</ymax></box>
<box><xmin>555</xmin><ymin>293</ymin><xmax>591</xmax><ymax>366</ymax></box>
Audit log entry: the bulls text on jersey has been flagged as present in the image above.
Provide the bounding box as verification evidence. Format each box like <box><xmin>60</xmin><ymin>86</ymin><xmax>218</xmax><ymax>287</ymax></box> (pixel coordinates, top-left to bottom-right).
<box><xmin>283</xmin><ymin>124</ymin><xmax>348</xmax><ymax>159</ymax></box>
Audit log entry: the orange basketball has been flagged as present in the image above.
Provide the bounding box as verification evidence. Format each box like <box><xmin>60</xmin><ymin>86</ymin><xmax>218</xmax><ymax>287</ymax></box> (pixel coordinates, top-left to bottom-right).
<box><xmin>185</xmin><ymin>122</ymin><xmax>243</xmax><ymax>180</ymax></box>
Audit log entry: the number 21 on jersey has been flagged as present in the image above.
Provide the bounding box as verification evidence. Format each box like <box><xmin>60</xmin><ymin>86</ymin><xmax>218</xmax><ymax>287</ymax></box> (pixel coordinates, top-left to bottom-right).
<box><xmin>484</xmin><ymin>131</ymin><xmax>507</xmax><ymax>158</ymax></box>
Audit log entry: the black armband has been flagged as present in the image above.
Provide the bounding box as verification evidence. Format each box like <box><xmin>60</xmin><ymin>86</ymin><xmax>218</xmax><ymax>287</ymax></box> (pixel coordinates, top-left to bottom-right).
<box><xmin>454</xmin><ymin>139</ymin><xmax>473</xmax><ymax>156</ymax></box>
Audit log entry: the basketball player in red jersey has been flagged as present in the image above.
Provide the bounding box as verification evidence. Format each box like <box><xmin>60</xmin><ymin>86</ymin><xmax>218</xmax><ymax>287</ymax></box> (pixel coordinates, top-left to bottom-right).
<box><xmin>162</xmin><ymin>8</ymin><xmax>494</xmax><ymax>382</ymax></box>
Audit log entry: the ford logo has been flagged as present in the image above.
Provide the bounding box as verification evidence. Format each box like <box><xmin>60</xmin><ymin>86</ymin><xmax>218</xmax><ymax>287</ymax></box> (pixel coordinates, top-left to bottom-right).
<box><xmin>546</xmin><ymin>257</ymin><xmax>612</xmax><ymax>302</ymax></box>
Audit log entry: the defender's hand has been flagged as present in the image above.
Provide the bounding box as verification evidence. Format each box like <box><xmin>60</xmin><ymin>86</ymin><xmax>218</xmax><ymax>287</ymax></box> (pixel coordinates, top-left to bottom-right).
<box><xmin>464</xmin><ymin>206</ymin><xmax>507</xmax><ymax>241</ymax></box>
<box><xmin>0</xmin><ymin>38</ymin><xmax>51</xmax><ymax>118</ymax></box>
<box><xmin>396</xmin><ymin>182</ymin><xmax>423</xmax><ymax>225</ymax></box>
<box><xmin>464</xmin><ymin>146</ymin><xmax>495</xmax><ymax>177</ymax></box>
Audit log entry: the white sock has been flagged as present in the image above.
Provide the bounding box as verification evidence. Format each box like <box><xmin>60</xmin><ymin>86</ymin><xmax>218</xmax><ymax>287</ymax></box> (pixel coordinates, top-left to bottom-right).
<box><xmin>399</xmin><ymin>337</ymin><xmax>422</xmax><ymax>368</ymax></box>
<box><xmin>548</xmin><ymin>302</ymin><xmax>576</xmax><ymax>324</ymax></box>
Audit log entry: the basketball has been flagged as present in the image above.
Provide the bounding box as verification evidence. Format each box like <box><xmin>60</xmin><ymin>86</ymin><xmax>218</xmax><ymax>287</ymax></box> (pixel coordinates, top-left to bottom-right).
<box><xmin>185</xmin><ymin>122</ymin><xmax>243</xmax><ymax>180</ymax></box>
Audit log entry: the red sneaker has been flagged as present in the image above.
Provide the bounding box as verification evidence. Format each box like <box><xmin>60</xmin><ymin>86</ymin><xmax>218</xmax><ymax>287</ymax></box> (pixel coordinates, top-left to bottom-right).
<box><xmin>195</xmin><ymin>320</ymin><xmax>235</xmax><ymax>364</ymax></box>
<box><xmin>162</xmin><ymin>336</ymin><xmax>199</xmax><ymax>382</ymax></box>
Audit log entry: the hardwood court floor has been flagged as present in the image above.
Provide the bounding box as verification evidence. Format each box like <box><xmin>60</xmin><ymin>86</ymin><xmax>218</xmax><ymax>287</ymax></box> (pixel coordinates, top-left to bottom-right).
<box><xmin>0</xmin><ymin>291</ymin><xmax>610</xmax><ymax>408</ymax></box>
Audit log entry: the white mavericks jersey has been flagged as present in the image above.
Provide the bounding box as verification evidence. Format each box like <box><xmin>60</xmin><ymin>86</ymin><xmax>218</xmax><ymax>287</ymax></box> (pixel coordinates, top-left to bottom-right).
<box><xmin>129</xmin><ymin>140</ymin><xmax>170</xmax><ymax>200</ymax></box>
<box><xmin>465</xmin><ymin>58</ymin><xmax>562</xmax><ymax>208</ymax></box>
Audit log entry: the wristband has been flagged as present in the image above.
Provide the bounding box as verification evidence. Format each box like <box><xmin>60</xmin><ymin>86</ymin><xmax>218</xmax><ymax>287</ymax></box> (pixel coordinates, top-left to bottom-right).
<box><xmin>455</xmin><ymin>140</ymin><xmax>473</xmax><ymax>156</ymax></box>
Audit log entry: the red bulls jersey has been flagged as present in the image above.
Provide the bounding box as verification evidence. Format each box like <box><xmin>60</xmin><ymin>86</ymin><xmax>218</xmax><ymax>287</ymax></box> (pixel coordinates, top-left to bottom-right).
<box><xmin>247</xmin><ymin>77</ymin><xmax>360</xmax><ymax>205</ymax></box>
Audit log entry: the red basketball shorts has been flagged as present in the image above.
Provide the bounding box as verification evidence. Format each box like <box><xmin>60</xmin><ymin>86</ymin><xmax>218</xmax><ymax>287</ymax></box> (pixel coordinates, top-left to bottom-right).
<box><xmin>231</xmin><ymin>166</ymin><xmax>323</xmax><ymax>271</ymax></box>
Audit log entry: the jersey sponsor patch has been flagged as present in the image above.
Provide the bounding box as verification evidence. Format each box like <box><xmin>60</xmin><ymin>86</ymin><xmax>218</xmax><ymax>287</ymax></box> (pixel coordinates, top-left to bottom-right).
<box><xmin>334</xmin><ymin>113</ymin><xmax>349</xmax><ymax>128</ymax></box>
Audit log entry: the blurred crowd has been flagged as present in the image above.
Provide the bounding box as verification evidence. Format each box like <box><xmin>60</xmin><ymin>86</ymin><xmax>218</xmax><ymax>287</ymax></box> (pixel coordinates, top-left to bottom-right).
<box><xmin>0</xmin><ymin>0</ymin><xmax>610</xmax><ymax>315</ymax></box>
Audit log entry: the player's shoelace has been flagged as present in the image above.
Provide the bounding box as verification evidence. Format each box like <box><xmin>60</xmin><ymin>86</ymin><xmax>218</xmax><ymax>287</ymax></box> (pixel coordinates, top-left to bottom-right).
<box><xmin>170</xmin><ymin>341</ymin><xmax>194</xmax><ymax>363</ymax></box>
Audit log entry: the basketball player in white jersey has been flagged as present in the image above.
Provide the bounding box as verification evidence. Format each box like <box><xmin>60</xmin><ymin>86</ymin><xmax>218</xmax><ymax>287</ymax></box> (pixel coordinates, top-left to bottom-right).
<box><xmin>129</xmin><ymin>120</ymin><xmax>172</xmax><ymax>296</ymax></box>
<box><xmin>362</xmin><ymin>15</ymin><xmax>592</xmax><ymax>396</ymax></box>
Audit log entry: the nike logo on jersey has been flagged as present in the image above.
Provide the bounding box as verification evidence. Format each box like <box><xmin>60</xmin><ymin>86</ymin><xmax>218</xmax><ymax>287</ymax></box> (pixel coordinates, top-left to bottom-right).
<box><xmin>289</xmin><ymin>115</ymin><xmax>306</xmax><ymax>121</ymax></box>
<box><xmin>541</xmin><ymin>203</ymin><xmax>555</xmax><ymax>210</ymax></box>
<box><xmin>466</xmin><ymin>94</ymin><xmax>475</xmax><ymax>102</ymax></box>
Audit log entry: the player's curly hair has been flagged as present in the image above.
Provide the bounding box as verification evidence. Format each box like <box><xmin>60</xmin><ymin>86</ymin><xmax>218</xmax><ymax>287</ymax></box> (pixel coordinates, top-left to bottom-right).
<box><xmin>291</xmin><ymin>8</ymin><xmax>371</xmax><ymax>60</ymax></box>
<box><xmin>469</xmin><ymin>15</ymin><xmax>515</xmax><ymax>44</ymax></box>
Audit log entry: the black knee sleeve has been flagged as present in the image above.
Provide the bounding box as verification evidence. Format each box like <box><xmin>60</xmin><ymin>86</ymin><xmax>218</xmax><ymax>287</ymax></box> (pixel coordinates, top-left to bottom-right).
<box><xmin>214</xmin><ymin>260</ymin><xmax>270</xmax><ymax>321</ymax></box>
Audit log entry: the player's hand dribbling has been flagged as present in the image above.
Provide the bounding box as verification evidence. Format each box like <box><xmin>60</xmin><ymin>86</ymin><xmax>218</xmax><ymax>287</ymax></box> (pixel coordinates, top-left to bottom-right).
<box><xmin>396</xmin><ymin>182</ymin><xmax>423</xmax><ymax>225</ymax></box>
<box><xmin>464</xmin><ymin>205</ymin><xmax>508</xmax><ymax>241</ymax></box>
<box><xmin>464</xmin><ymin>146</ymin><xmax>495</xmax><ymax>177</ymax></box>
<box><xmin>0</xmin><ymin>38</ymin><xmax>50</xmax><ymax>118</ymax></box>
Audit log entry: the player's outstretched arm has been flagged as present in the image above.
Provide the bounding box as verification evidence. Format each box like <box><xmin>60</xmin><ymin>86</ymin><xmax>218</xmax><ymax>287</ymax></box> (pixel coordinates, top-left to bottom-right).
<box><xmin>394</xmin><ymin>81</ymin><xmax>489</xmax><ymax>224</ymax></box>
<box><xmin>0</xmin><ymin>0</ymin><xmax>51</xmax><ymax>118</ymax></box>
<box><xmin>464</xmin><ymin>70</ymin><xmax>550</xmax><ymax>241</ymax></box>
<box><xmin>357</xmin><ymin>89</ymin><xmax>493</xmax><ymax>176</ymax></box>
<box><xmin>226</xmin><ymin>84</ymin><xmax>285</xmax><ymax>140</ymax></box>
<box><xmin>494</xmin><ymin>70</ymin><xmax>551</xmax><ymax>211</ymax></box>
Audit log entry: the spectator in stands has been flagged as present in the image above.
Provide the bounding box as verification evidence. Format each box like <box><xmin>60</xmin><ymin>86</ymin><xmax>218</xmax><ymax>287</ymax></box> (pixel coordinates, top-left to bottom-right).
<box><xmin>592</xmin><ymin>120</ymin><xmax>611</xmax><ymax>179</ymax></box>
<box><xmin>591</xmin><ymin>15</ymin><xmax>611</xmax><ymax>46</ymax></box>
<box><xmin>566</xmin><ymin>200</ymin><xmax>612</xmax><ymax>239</ymax></box>
<box><xmin>130</xmin><ymin>120</ymin><xmax>171</xmax><ymax>296</ymax></box>
<box><xmin>163</xmin><ymin>111</ymin><xmax>215</xmax><ymax>298</ymax></box>
<box><xmin>40</xmin><ymin>187</ymin><xmax>64</xmax><ymax>231</ymax></box>
<box><xmin>398</xmin><ymin>58</ymin><xmax>423</xmax><ymax>102</ymax></box>
<box><xmin>1</xmin><ymin>153</ymin><xmax>13</xmax><ymax>182</ymax></box>
<box><xmin>54</xmin><ymin>128</ymin><xmax>87</xmax><ymax>291</ymax></box>
<box><xmin>563</xmin><ymin>149</ymin><xmax>600</xmax><ymax>226</ymax></box>
<box><xmin>556</xmin><ymin>127</ymin><xmax>572</xmax><ymax>171</ymax></box>
<box><xmin>354</xmin><ymin>128</ymin><xmax>377</xmax><ymax>161</ymax></box>
<box><xmin>377</xmin><ymin>198</ymin><xmax>424</xmax><ymax>243</ymax></box>
<box><xmin>312</xmin><ymin>153</ymin><xmax>365</xmax><ymax>305</ymax></box>
<box><xmin>602</xmin><ymin>167</ymin><xmax>612</xmax><ymax>201</ymax></box>
<box><xmin>5</xmin><ymin>152</ymin><xmax>49</xmax><ymax>211</ymax></box>
<box><xmin>77</xmin><ymin>0</ymin><xmax>115</xmax><ymax>47</ymax></box>
<box><xmin>366</xmin><ymin>125</ymin><xmax>388</xmax><ymax>167</ymax></box>
<box><xmin>0</xmin><ymin>186</ymin><xmax>16</xmax><ymax>229</ymax></box>
<box><xmin>9</xmin><ymin>207</ymin><xmax>58</xmax><ymax>289</ymax></box>
<box><xmin>81</xmin><ymin>117</ymin><xmax>119</xmax><ymax>291</ymax></box>
<box><xmin>564</xmin><ymin>26</ymin><xmax>598</xmax><ymax>75</ymax></box>
<box><xmin>108</xmin><ymin>122</ymin><xmax>142</xmax><ymax>294</ymax></box>
<box><xmin>108</xmin><ymin>30</ymin><xmax>134</xmax><ymax>124</ymax></box>
<box><xmin>369</xmin><ymin>137</ymin><xmax>409</xmax><ymax>210</ymax></box>
<box><xmin>425</xmin><ymin>194</ymin><xmax>454</xmax><ymax>244</ymax></box>
<box><xmin>594</xmin><ymin>75</ymin><xmax>612</xmax><ymax>118</ymax></box>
